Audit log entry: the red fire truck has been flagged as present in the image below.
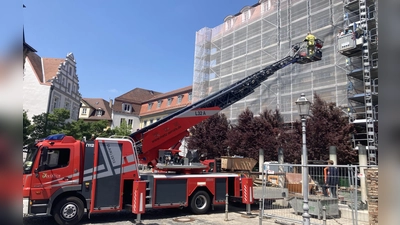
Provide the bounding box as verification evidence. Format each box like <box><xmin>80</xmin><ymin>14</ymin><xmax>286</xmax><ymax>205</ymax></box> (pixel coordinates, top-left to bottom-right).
<box><xmin>23</xmin><ymin>39</ymin><xmax>323</xmax><ymax>225</ymax></box>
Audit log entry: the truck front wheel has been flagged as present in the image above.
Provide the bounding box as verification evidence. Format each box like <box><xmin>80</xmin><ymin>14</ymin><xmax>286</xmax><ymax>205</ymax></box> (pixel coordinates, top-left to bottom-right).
<box><xmin>190</xmin><ymin>190</ymin><xmax>211</xmax><ymax>214</ymax></box>
<box><xmin>53</xmin><ymin>196</ymin><xmax>84</xmax><ymax>225</ymax></box>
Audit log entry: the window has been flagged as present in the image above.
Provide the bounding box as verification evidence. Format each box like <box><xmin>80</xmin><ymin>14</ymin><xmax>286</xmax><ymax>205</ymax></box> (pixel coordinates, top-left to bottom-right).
<box><xmin>72</xmin><ymin>106</ymin><xmax>77</xmax><ymax>119</ymax></box>
<box><xmin>177</xmin><ymin>95</ymin><xmax>183</xmax><ymax>104</ymax></box>
<box><xmin>261</xmin><ymin>0</ymin><xmax>271</xmax><ymax>14</ymax></box>
<box><xmin>53</xmin><ymin>97</ymin><xmax>60</xmax><ymax>110</ymax></box>
<box><xmin>188</xmin><ymin>92</ymin><xmax>192</xmax><ymax>101</ymax></box>
<box><xmin>39</xmin><ymin>149</ymin><xmax>70</xmax><ymax>170</ymax></box>
<box><xmin>128</xmin><ymin>119</ymin><xmax>133</xmax><ymax>126</ymax></box>
<box><xmin>242</xmin><ymin>10</ymin><xmax>251</xmax><ymax>22</ymax></box>
<box><xmin>148</xmin><ymin>102</ymin><xmax>153</xmax><ymax>110</ymax></box>
<box><xmin>67</xmin><ymin>83</ymin><xmax>71</xmax><ymax>93</ymax></box>
<box><xmin>150</xmin><ymin>119</ymin><xmax>154</xmax><ymax>124</ymax></box>
<box><xmin>157</xmin><ymin>100</ymin><xmax>162</xmax><ymax>108</ymax></box>
<box><xmin>96</xmin><ymin>109</ymin><xmax>103</xmax><ymax>116</ymax></box>
<box><xmin>144</xmin><ymin>120</ymin><xmax>148</xmax><ymax>126</ymax></box>
<box><xmin>225</xmin><ymin>19</ymin><xmax>234</xmax><ymax>30</ymax></box>
<box><xmin>157</xmin><ymin>118</ymin><xmax>161</xmax><ymax>121</ymax></box>
<box><xmin>72</xmin><ymin>84</ymin><xmax>76</xmax><ymax>93</ymax></box>
<box><xmin>62</xmin><ymin>77</ymin><xmax>65</xmax><ymax>86</ymax></box>
<box><xmin>167</xmin><ymin>98</ymin><xmax>173</xmax><ymax>106</ymax></box>
<box><xmin>123</xmin><ymin>103</ymin><xmax>131</xmax><ymax>112</ymax></box>
<box><xmin>120</xmin><ymin>118</ymin><xmax>126</xmax><ymax>124</ymax></box>
<box><xmin>65</xmin><ymin>101</ymin><xmax>70</xmax><ymax>110</ymax></box>
<box><xmin>82</xmin><ymin>108</ymin><xmax>87</xmax><ymax>115</ymax></box>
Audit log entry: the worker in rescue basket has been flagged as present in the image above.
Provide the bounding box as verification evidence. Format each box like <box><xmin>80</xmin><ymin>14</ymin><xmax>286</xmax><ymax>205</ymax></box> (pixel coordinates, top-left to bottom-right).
<box><xmin>304</xmin><ymin>32</ymin><xmax>316</xmax><ymax>58</ymax></box>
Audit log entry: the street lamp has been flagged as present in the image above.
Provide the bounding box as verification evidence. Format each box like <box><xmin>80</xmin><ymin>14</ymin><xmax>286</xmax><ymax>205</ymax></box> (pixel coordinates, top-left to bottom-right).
<box><xmin>295</xmin><ymin>93</ymin><xmax>311</xmax><ymax>225</ymax></box>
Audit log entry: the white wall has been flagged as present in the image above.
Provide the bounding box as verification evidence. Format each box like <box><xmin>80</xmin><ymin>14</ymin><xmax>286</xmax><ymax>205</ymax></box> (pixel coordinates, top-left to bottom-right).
<box><xmin>111</xmin><ymin>112</ymin><xmax>140</xmax><ymax>133</ymax></box>
<box><xmin>23</xmin><ymin>59</ymin><xmax>51</xmax><ymax>120</ymax></box>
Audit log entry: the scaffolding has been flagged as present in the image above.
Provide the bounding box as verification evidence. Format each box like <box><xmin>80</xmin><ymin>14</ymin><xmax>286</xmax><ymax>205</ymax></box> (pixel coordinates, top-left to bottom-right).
<box><xmin>192</xmin><ymin>0</ymin><xmax>378</xmax><ymax>164</ymax></box>
<box><xmin>193</xmin><ymin>0</ymin><xmax>349</xmax><ymax>123</ymax></box>
<box><xmin>340</xmin><ymin>0</ymin><xmax>378</xmax><ymax>165</ymax></box>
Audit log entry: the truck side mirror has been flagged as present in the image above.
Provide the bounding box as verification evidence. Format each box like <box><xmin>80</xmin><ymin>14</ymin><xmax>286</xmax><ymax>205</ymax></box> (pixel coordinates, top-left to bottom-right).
<box><xmin>34</xmin><ymin>168</ymin><xmax>39</xmax><ymax>178</ymax></box>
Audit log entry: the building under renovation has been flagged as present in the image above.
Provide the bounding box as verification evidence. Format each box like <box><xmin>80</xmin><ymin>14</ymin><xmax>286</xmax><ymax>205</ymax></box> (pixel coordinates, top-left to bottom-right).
<box><xmin>192</xmin><ymin>0</ymin><xmax>378</xmax><ymax>164</ymax></box>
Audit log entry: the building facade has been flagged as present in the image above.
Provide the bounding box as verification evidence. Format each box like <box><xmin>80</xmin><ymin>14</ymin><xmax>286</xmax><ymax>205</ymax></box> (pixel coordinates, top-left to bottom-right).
<box><xmin>23</xmin><ymin>52</ymin><xmax>81</xmax><ymax>122</ymax></box>
<box><xmin>193</xmin><ymin>0</ymin><xmax>378</xmax><ymax>164</ymax></box>
<box><xmin>79</xmin><ymin>98</ymin><xmax>113</xmax><ymax>128</ymax></box>
<box><xmin>111</xmin><ymin>88</ymin><xmax>162</xmax><ymax>132</ymax></box>
<box><xmin>139</xmin><ymin>85</ymin><xmax>193</xmax><ymax>128</ymax></box>
<box><xmin>193</xmin><ymin>0</ymin><xmax>351</xmax><ymax>123</ymax></box>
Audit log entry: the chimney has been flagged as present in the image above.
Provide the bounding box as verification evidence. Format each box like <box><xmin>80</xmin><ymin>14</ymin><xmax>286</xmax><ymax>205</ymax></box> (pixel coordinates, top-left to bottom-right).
<box><xmin>109</xmin><ymin>99</ymin><xmax>113</xmax><ymax>108</ymax></box>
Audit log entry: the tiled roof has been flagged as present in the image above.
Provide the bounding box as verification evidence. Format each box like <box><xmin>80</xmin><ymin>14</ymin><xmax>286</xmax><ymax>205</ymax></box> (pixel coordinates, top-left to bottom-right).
<box><xmin>82</xmin><ymin>98</ymin><xmax>112</xmax><ymax>121</ymax></box>
<box><xmin>113</xmin><ymin>88</ymin><xmax>163</xmax><ymax>116</ymax></box>
<box><xmin>144</xmin><ymin>85</ymin><xmax>192</xmax><ymax>103</ymax></box>
<box><xmin>26</xmin><ymin>52</ymin><xmax>44</xmax><ymax>83</ymax></box>
<box><xmin>42</xmin><ymin>58</ymin><xmax>64</xmax><ymax>85</ymax></box>
<box><xmin>115</xmin><ymin>88</ymin><xmax>162</xmax><ymax>103</ymax></box>
<box><xmin>139</xmin><ymin>85</ymin><xmax>192</xmax><ymax>116</ymax></box>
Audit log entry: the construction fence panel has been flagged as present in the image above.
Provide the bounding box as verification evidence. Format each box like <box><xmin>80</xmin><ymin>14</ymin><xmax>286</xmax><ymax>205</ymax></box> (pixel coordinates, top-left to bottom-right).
<box><xmin>258</xmin><ymin>164</ymin><xmax>370</xmax><ymax>225</ymax></box>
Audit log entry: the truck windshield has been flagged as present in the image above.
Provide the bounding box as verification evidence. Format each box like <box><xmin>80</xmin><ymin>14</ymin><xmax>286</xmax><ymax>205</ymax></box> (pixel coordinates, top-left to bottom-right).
<box><xmin>23</xmin><ymin>146</ymin><xmax>39</xmax><ymax>175</ymax></box>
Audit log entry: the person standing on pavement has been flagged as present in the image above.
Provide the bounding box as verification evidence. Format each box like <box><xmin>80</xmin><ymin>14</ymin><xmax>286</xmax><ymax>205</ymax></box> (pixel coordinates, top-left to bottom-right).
<box><xmin>326</xmin><ymin>160</ymin><xmax>339</xmax><ymax>198</ymax></box>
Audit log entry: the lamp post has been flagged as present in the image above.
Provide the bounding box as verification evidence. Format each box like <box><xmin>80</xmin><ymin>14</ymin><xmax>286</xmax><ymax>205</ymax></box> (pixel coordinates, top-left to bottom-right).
<box><xmin>295</xmin><ymin>93</ymin><xmax>311</xmax><ymax>225</ymax></box>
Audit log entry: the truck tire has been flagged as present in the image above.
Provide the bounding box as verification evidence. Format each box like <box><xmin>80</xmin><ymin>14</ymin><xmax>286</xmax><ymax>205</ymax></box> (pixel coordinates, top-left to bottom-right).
<box><xmin>53</xmin><ymin>196</ymin><xmax>84</xmax><ymax>225</ymax></box>
<box><xmin>190</xmin><ymin>190</ymin><xmax>210</xmax><ymax>214</ymax></box>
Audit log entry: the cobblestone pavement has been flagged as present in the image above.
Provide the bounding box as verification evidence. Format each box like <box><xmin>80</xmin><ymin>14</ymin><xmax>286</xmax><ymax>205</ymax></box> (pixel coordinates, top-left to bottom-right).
<box><xmin>23</xmin><ymin>204</ymin><xmax>362</xmax><ymax>225</ymax></box>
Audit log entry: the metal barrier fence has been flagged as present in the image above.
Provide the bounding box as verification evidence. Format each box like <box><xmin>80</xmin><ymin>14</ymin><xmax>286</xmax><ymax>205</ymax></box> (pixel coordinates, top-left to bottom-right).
<box><xmin>257</xmin><ymin>164</ymin><xmax>371</xmax><ymax>225</ymax></box>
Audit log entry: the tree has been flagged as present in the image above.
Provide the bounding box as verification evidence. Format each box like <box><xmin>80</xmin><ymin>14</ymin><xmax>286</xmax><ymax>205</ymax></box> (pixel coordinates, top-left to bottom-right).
<box><xmin>28</xmin><ymin>108</ymin><xmax>71</xmax><ymax>143</ymax></box>
<box><xmin>23</xmin><ymin>110</ymin><xmax>31</xmax><ymax>145</ymax></box>
<box><xmin>256</xmin><ymin>109</ymin><xmax>285</xmax><ymax>161</ymax></box>
<box><xmin>305</xmin><ymin>93</ymin><xmax>357</xmax><ymax>164</ymax></box>
<box><xmin>187</xmin><ymin>113</ymin><xmax>230</xmax><ymax>158</ymax></box>
<box><xmin>47</xmin><ymin>108</ymin><xmax>71</xmax><ymax>134</ymax></box>
<box><xmin>113</xmin><ymin>120</ymin><xmax>131</xmax><ymax>136</ymax></box>
<box><xmin>63</xmin><ymin>119</ymin><xmax>113</xmax><ymax>140</ymax></box>
<box><xmin>226</xmin><ymin>108</ymin><xmax>261</xmax><ymax>159</ymax></box>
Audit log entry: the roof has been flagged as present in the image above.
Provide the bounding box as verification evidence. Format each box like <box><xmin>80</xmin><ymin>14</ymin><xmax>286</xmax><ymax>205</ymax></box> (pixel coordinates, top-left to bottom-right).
<box><xmin>144</xmin><ymin>85</ymin><xmax>192</xmax><ymax>103</ymax></box>
<box><xmin>81</xmin><ymin>98</ymin><xmax>112</xmax><ymax>121</ymax></box>
<box><xmin>26</xmin><ymin>52</ymin><xmax>44</xmax><ymax>83</ymax></box>
<box><xmin>113</xmin><ymin>88</ymin><xmax>163</xmax><ymax>116</ymax></box>
<box><xmin>42</xmin><ymin>58</ymin><xmax>64</xmax><ymax>85</ymax></box>
<box><xmin>115</xmin><ymin>88</ymin><xmax>162</xmax><ymax>103</ymax></box>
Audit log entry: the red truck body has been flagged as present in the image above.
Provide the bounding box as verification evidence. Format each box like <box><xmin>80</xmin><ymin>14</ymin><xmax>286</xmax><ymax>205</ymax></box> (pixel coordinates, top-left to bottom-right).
<box><xmin>23</xmin><ymin>135</ymin><xmax>243</xmax><ymax>225</ymax></box>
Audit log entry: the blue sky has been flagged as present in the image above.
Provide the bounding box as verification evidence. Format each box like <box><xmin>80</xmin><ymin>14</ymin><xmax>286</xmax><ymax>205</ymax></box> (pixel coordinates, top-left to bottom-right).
<box><xmin>20</xmin><ymin>0</ymin><xmax>256</xmax><ymax>100</ymax></box>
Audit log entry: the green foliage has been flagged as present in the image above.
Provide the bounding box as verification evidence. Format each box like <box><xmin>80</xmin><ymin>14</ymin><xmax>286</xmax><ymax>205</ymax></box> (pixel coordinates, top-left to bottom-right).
<box><xmin>23</xmin><ymin>110</ymin><xmax>31</xmax><ymax>145</ymax></box>
<box><xmin>63</xmin><ymin>119</ymin><xmax>113</xmax><ymax>140</ymax></box>
<box><xmin>27</xmin><ymin>108</ymin><xmax>71</xmax><ymax>143</ymax></box>
<box><xmin>113</xmin><ymin>120</ymin><xmax>131</xmax><ymax>136</ymax></box>
<box><xmin>187</xmin><ymin>113</ymin><xmax>230</xmax><ymax>158</ymax></box>
<box><xmin>26</xmin><ymin>108</ymin><xmax>114</xmax><ymax>143</ymax></box>
<box><xmin>47</xmin><ymin>108</ymin><xmax>71</xmax><ymax>134</ymax></box>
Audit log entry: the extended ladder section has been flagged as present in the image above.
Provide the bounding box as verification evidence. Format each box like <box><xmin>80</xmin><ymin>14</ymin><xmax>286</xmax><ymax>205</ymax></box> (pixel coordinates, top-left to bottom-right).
<box><xmin>129</xmin><ymin>44</ymin><xmax>321</xmax><ymax>165</ymax></box>
<box><xmin>131</xmin><ymin>56</ymin><xmax>295</xmax><ymax>144</ymax></box>
<box><xmin>359</xmin><ymin>0</ymin><xmax>377</xmax><ymax>165</ymax></box>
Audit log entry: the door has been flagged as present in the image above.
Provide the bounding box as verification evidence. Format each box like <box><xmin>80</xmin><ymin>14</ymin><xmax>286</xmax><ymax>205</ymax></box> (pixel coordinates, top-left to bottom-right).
<box><xmin>30</xmin><ymin>147</ymin><xmax>75</xmax><ymax>204</ymax></box>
